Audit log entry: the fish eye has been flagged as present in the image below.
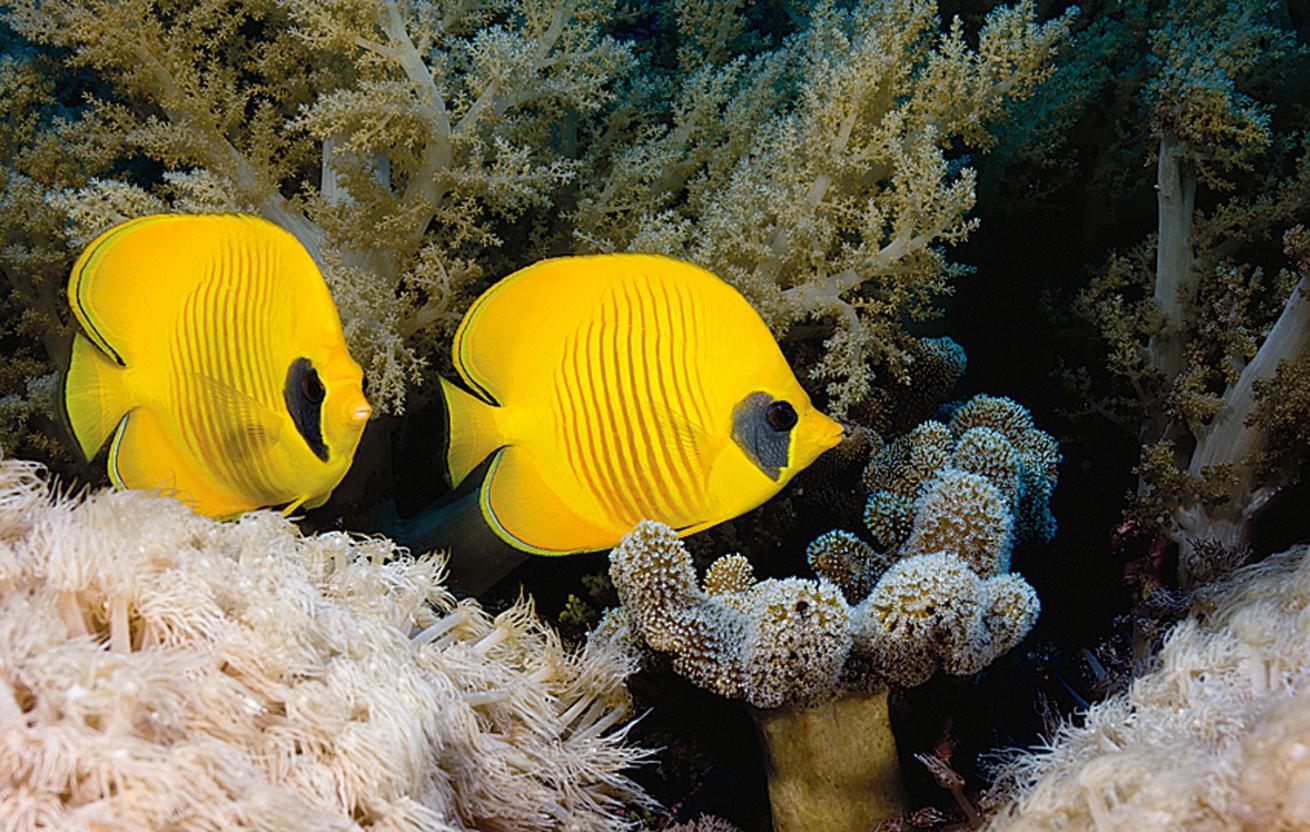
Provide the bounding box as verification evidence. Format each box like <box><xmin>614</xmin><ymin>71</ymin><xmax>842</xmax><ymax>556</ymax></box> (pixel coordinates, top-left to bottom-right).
<box><xmin>766</xmin><ymin>400</ymin><xmax>797</xmax><ymax>432</ymax></box>
<box><xmin>301</xmin><ymin>368</ymin><xmax>325</xmax><ymax>404</ymax></box>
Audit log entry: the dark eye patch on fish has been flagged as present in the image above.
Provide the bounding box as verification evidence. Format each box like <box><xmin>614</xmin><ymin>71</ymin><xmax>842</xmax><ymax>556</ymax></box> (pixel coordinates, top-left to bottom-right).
<box><xmin>285</xmin><ymin>357</ymin><xmax>328</xmax><ymax>461</ymax></box>
<box><xmin>731</xmin><ymin>391</ymin><xmax>794</xmax><ymax>481</ymax></box>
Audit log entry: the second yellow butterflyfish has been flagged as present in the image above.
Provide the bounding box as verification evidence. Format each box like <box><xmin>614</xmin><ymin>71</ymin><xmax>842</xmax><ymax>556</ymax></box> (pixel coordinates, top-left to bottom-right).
<box><xmin>429</xmin><ymin>253</ymin><xmax>845</xmax><ymax>556</ymax></box>
<box><xmin>62</xmin><ymin>213</ymin><xmax>371</xmax><ymax>517</ymax></box>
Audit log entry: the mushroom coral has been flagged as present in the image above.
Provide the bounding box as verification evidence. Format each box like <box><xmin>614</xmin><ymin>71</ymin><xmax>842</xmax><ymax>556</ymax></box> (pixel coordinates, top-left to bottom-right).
<box><xmin>600</xmin><ymin>395</ymin><xmax>1057</xmax><ymax>831</ymax></box>
<box><xmin>0</xmin><ymin>457</ymin><xmax>651</xmax><ymax>831</ymax></box>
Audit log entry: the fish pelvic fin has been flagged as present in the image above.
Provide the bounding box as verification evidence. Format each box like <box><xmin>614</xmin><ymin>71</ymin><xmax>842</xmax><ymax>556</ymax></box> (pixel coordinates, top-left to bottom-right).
<box><xmin>440</xmin><ymin>376</ymin><xmax>504</xmax><ymax>489</ymax></box>
<box><xmin>63</xmin><ymin>332</ymin><xmax>130</xmax><ymax>462</ymax></box>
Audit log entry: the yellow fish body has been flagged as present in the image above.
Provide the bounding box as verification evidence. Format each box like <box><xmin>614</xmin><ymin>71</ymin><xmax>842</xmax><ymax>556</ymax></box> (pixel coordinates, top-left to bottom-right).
<box><xmin>441</xmin><ymin>253</ymin><xmax>844</xmax><ymax>555</ymax></box>
<box><xmin>62</xmin><ymin>213</ymin><xmax>371</xmax><ymax>517</ymax></box>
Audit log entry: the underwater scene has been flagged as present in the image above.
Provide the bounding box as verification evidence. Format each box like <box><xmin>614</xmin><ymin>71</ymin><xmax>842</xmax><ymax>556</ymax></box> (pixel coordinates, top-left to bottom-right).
<box><xmin>2</xmin><ymin>0</ymin><xmax>1310</xmax><ymax>829</ymax></box>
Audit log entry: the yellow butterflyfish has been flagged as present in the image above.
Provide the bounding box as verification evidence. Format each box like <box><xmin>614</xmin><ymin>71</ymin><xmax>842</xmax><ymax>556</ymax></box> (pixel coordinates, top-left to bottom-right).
<box><xmin>62</xmin><ymin>213</ymin><xmax>371</xmax><ymax>517</ymax></box>
<box><xmin>425</xmin><ymin>253</ymin><xmax>844</xmax><ymax>558</ymax></box>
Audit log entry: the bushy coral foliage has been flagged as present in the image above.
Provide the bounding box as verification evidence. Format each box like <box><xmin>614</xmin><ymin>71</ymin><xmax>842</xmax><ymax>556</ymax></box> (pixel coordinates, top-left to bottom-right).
<box><xmin>573</xmin><ymin>1</ymin><xmax>1072</xmax><ymax>414</ymax></box>
<box><xmin>987</xmin><ymin>544</ymin><xmax>1310</xmax><ymax>830</ymax></box>
<box><xmin>0</xmin><ymin>456</ymin><xmax>650</xmax><ymax>831</ymax></box>
<box><xmin>0</xmin><ymin>0</ymin><xmax>1071</xmax><ymax>442</ymax></box>
<box><xmin>1034</xmin><ymin>0</ymin><xmax>1310</xmax><ymax>581</ymax></box>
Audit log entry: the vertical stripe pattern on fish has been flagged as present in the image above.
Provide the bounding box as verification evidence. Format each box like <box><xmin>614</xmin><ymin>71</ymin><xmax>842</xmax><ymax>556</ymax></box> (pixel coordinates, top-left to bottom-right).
<box><xmin>62</xmin><ymin>213</ymin><xmax>371</xmax><ymax>517</ymax></box>
<box><xmin>437</xmin><ymin>253</ymin><xmax>844</xmax><ymax>555</ymax></box>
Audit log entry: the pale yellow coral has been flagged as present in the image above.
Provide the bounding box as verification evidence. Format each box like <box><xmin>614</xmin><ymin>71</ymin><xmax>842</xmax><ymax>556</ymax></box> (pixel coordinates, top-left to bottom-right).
<box><xmin>851</xmin><ymin>552</ymin><xmax>1039</xmax><ymax>687</ymax></box>
<box><xmin>905</xmin><ymin>469</ymin><xmax>1014</xmax><ymax>576</ymax></box>
<box><xmin>4</xmin><ymin>0</ymin><xmax>635</xmax><ymax>415</ymax></box>
<box><xmin>853</xmin><ymin>552</ymin><xmax>979</xmax><ymax>687</ymax></box>
<box><xmin>952</xmin><ymin>427</ymin><xmax>1020</xmax><ymax>501</ymax></box>
<box><xmin>574</xmin><ymin>0</ymin><xmax>1073</xmax><ymax>414</ymax></box>
<box><xmin>703</xmin><ymin>553</ymin><xmax>754</xmax><ymax>597</ymax></box>
<box><xmin>862</xmin><ymin>420</ymin><xmax>955</xmax><ymax>498</ymax></box>
<box><xmin>862</xmin><ymin>490</ymin><xmax>917</xmax><ymax>550</ymax></box>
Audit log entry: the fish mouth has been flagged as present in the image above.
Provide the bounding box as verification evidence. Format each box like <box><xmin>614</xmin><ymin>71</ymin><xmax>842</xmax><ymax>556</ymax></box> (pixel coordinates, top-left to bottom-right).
<box><xmin>819</xmin><ymin>414</ymin><xmax>845</xmax><ymax>450</ymax></box>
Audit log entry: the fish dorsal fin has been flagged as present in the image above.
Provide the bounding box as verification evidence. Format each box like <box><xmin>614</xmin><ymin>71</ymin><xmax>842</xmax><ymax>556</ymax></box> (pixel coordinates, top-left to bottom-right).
<box><xmin>481</xmin><ymin>446</ymin><xmax>620</xmax><ymax>555</ymax></box>
<box><xmin>108</xmin><ymin>407</ymin><xmax>252</xmax><ymax>518</ymax></box>
<box><xmin>189</xmin><ymin>373</ymin><xmax>283</xmax><ymax>452</ymax></box>
<box><xmin>68</xmin><ymin>214</ymin><xmax>292</xmax><ymax>368</ymax></box>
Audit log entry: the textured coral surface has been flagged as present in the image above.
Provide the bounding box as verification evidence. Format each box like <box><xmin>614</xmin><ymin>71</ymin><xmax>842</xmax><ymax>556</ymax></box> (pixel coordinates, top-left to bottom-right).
<box><xmin>988</xmin><ymin>545</ymin><xmax>1310</xmax><ymax>831</ymax></box>
<box><xmin>0</xmin><ymin>457</ymin><xmax>649</xmax><ymax>831</ymax></box>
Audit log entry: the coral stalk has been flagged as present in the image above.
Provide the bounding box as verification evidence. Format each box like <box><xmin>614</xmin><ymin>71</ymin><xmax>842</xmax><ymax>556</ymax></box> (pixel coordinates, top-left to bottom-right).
<box><xmin>1176</xmin><ymin>272</ymin><xmax>1310</xmax><ymax>573</ymax></box>
<box><xmin>1148</xmin><ymin>133</ymin><xmax>1197</xmax><ymax>398</ymax></box>
<box><xmin>752</xmin><ymin>688</ymin><xmax>905</xmax><ymax>832</ymax></box>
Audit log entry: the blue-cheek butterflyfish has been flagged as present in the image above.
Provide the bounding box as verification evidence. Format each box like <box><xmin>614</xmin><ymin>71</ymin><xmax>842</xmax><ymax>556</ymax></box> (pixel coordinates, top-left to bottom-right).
<box><xmin>61</xmin><ymin>213</ymin><xmax>371</xmax><ymax>517</ymax></box>
<box><xmin>390</xmin><ymin>253</ymin><xmax>844</xmax><ymax>590</ymax></box>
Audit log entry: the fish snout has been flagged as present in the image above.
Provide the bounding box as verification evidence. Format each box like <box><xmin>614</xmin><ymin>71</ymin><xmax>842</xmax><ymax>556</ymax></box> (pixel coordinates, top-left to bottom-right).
<box><xmin>815</xmin><ymin>411</ymin><xmax>845</xmax><ymax>451</ymax></box>
<box><xmin>334</xmin><ymin>386</ymin><xmax>372</xmax><ymax>427</ymax></box>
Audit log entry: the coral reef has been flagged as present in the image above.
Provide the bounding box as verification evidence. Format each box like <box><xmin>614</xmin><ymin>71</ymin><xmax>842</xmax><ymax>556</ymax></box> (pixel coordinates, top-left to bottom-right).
<box><xmin>1041</xmin><ymin>0</ymin><xmax>1310</xmax><ymax>583</ymax></box>
<box><xmin>573</xmin><ymin>1</ymin><xmax>1072</xmax><ymax>415</ymax></box>
<box><xmin>0</xmin><ymin>456</ymin><xmax>650</xmax><ymax>830</ymax></box>
<box><xmin>0</xmin><ymin>0</ymin><xmax>1071</xmax><ymax>444</ymax></box>
<box><xmin>987</xmin><ymin>544</ymin><xmax>1310</xmax><ymax>830</ymax></box>
<box><xmin>1</xmin><ymin>0</ymin><xmax>634</xmax><ymax>416</ymax></box>
<box><xmin>600</xmin><ymin>395</ymin><xmax>1057</xmax><ymax>829</ymax></box>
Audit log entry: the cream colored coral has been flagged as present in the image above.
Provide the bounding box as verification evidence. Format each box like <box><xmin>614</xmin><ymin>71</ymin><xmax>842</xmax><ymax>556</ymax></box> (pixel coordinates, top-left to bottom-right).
<box><xmin>905</xmin><ymin>469</ymin><xmax>1014</xmax><ymax>576</ymax></box>
<box><xmin>0</xmin><ymin>457</ymin><xmax>649</xmax><ymax>831</ymax></box>
<box><xmin>987</xmin><ymin>545</ymin><xmax>1310</xmax><ymax>831</ymax></box>
<box><xmin>952</xmin><ymin>427</ymin><xmax>1021</xmax><ymax>501</ymax></box>
<box><xmin>703</xmin><ymin>554</ymin><xmax>754</xmax><ymax>597</ymax></box>
<box><xmin>607</xmin><ymin>521</ymin><xmax>1037</xmax><ymax>708</ymax></box>
<box><xmin>608</xmin><ymin>521</ymin><xmax>852</xmax><ymax>709</ymax></box>
<box><xmin>862</xmin><ymin>421</ymin><xmax>955</xmax><ymax>499</ymax></box>
<box><xmin>806</xmin><ymin>530</ymin><xmax>891</xmax><ymax>603</ymax></box>
<box><xmin>862</xmin><ymin>491</ymin><xmax>917</xmax><ymax>550</ymax></box>
<box><xmin>948</xmin><ymin>394</ymin><xmax>1060</xmax><ymax>484</ymax></box>
<box><xmin>849</xmin><ymin>552</ymin><xmax>1037</xmax><ymax>687</ymax></box>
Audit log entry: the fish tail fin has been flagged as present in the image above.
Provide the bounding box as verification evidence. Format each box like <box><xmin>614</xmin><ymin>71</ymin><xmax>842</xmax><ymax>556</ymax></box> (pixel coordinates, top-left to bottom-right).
<box><xmin>62</xmin><ymin>332</ymin><xmax>130</xmax><ymax>461</ymax></box>
<box><xmin>440</xmin><ymin>376</ymin><xmax>504</xmax><ymax>489</ymax></box>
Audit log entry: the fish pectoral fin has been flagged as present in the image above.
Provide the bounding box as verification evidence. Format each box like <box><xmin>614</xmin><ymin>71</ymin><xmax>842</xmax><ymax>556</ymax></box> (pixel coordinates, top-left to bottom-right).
<box><xmin>109</xmin><ymin>407</ymin><xmax>249</xmax><ymax>517</ymax></box>
<box><xmin>643</xmin><ymin>401</ymin><xmax>719</xmax><ymax>477</ymax></box>
<box><xmin>190</xmin><ymin>373</ymin><xmax>283</xmax><ymax>451</ymax></box>
<box><xmin>481</xmin><ymin>447</ymin><xmax>619</xmax><ymax>556</ymax></box>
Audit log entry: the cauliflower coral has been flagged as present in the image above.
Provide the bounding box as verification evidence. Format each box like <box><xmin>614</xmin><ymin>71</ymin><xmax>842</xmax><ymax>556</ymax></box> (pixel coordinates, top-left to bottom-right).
<box><xmin>599</xmin><ymin>394</ymin><xmax>1058</xmax><ymax>830</ymax></box>
<box><xmin>0</xmin><ymin>457</ymin><xmax>650</xmax><ymax>831</ymax></box>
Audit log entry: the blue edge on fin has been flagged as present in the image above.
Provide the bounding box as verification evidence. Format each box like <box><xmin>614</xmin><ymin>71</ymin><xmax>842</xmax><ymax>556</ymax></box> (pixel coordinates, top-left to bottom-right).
<box><xmin>381</xmin><ymin>456</ymin><xmax>529</xmax><ymax>597</ymax></box>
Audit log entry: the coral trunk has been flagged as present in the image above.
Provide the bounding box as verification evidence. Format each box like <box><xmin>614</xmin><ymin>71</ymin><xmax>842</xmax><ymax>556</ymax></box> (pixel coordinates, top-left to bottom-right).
<box><xmin>752</xmin><ymin>687</ymin><xmax>905</xmax><ymax>831</ymax></box>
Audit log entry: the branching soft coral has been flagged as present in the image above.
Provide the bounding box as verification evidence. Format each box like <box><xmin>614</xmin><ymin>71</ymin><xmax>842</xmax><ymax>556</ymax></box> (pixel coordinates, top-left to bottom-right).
<box><xmin>0</xmin><ymin>455</ymin><xmax>651</xmax><ymax>830</ymax></box>
<box><xmin>599</xmin><ymin>395</ymin><xmax>1056</xmax><ymax>831</ymax></box>
<box><xmin>573</xmin><ymin>0</ymin><xmax>1073</xmax><ymax>415</ymax></box>
<box><xmin>2</xmin><ymin>0</ymin><xmax>633</xmax><ymax>414</ymax></box>
<box><xmin>1</xmin><ymin>0</ymin><xmax>1074</xmax><ymax>435</ymax></box>
<box><xmin>1055</xmin><ymin>0</ymin><xmax>1310</xmax><ymax>583</ymax></box>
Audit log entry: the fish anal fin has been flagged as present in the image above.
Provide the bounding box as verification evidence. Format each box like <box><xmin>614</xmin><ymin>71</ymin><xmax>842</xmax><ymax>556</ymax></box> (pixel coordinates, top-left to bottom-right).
<box><xmin>482</xmin><ymin>447</ymin><xmax>618</xmax><ymax>555</ymax></box>
<box><xmin>108</xmin><ymin>408</ymin><xmax>250</xmax><ymax>517</ymax></box>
